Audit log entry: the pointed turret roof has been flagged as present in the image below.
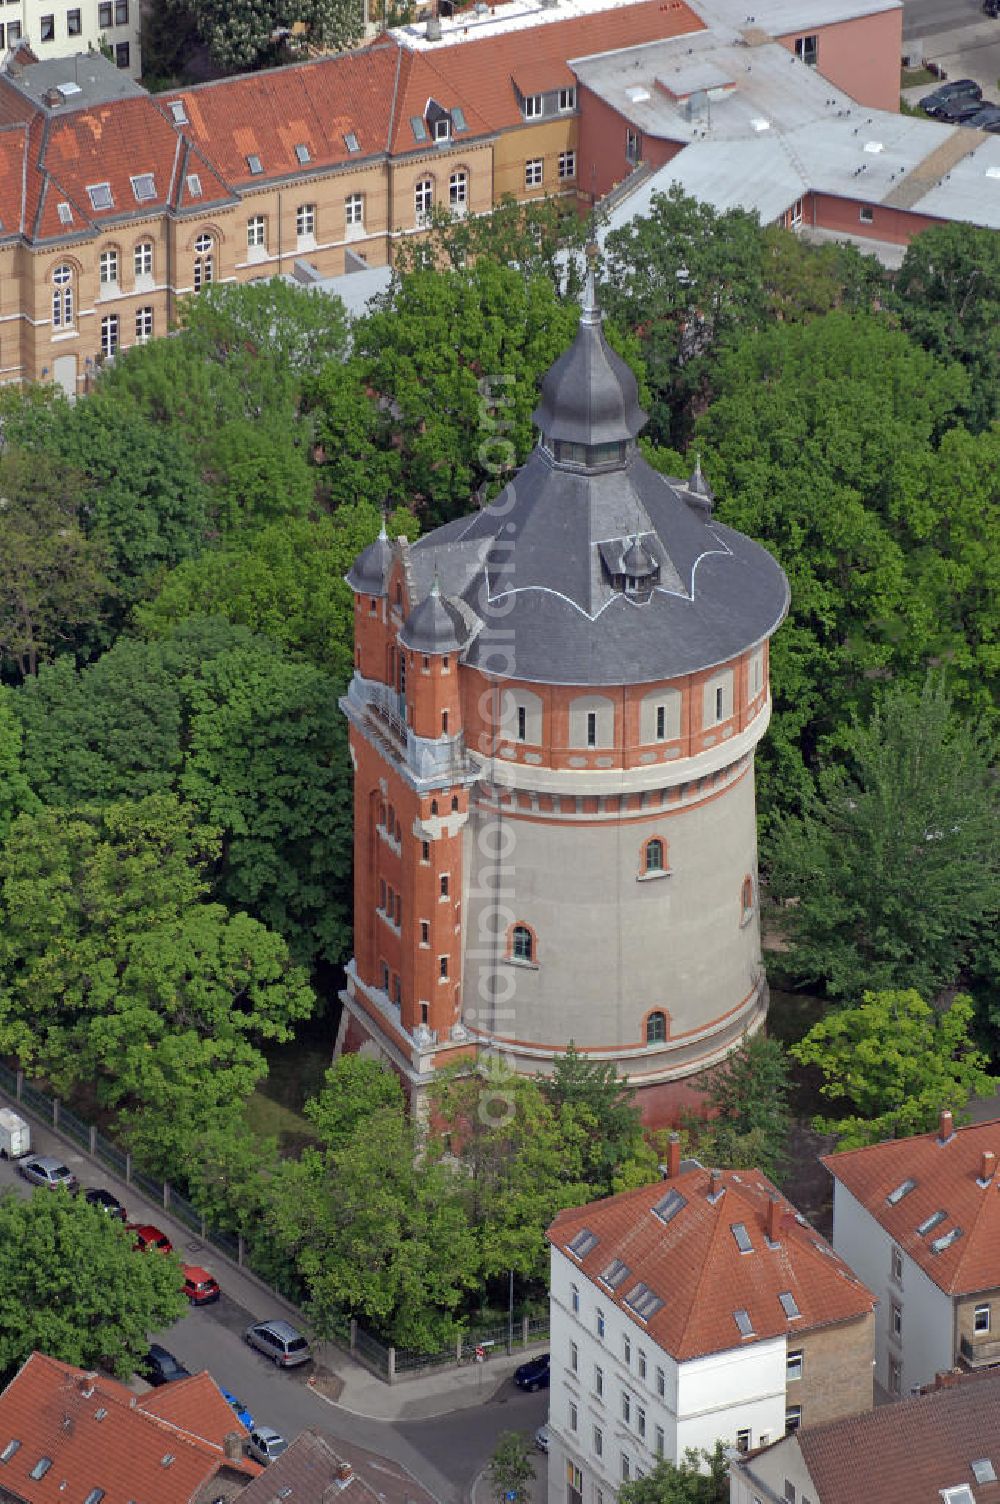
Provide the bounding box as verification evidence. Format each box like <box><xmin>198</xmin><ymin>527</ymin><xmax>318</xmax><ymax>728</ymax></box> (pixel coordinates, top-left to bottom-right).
<box><xmin>399</xmin><ymin>574</ymin><xmax>467</xmax><ymax>655</ymax></box>
<box><xmin>346</xmin><ymin>519</ymin><xmax>392</xmax><ymax>595</ymax></box>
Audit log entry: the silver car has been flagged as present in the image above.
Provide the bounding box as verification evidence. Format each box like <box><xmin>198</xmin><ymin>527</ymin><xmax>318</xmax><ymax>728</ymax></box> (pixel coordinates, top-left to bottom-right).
<box><xmin>247</xmin><ymin>1426</ymin><xmax>289</xmax><ymax>1465</ymax></box>
<box><xmin>18</xmin><ymin>1155</ymin><xmax>78</xmax><ymax>1192</ymax></box>
<box><xmin>244</xmin><ymin>1319</ymin><xmax>312</xmax><ymax>1367</ymax></box>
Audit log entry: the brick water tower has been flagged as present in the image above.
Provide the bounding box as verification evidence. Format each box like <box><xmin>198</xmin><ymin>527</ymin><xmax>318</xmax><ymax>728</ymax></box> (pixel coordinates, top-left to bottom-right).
<box><xmin>338</xmin><ymin>276</ymin><xmax>789</xmax><ymax>1122</ymax></box>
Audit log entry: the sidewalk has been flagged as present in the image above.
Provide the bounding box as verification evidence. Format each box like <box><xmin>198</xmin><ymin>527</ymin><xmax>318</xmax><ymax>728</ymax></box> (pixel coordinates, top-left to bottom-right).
<box><xmin>2</xmin><ymin>1088</ymin><xmax>545</xmax><ymax>1422</ymax></box>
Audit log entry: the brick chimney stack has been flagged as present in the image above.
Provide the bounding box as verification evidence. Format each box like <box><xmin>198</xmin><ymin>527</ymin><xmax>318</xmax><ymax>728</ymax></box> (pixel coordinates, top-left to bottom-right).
<box><xmin>980</xmin><ymin>1150</ymin><xmax>996</xmax><ymax>1184</ymax></box>
<box><xmin>766</xmin><ymin>1195</ymin><xmax>784</xmax><ymax>1242</ymax></box>
<box><xmin>939</xmin><ymin>1109</ymin><xmax>955</xmax><ymax>1142</ymax></box>
<box><xmin>666</xmin><ymin>1133</ymin><xmax>681</xmax><ymax>1180</ymax></box>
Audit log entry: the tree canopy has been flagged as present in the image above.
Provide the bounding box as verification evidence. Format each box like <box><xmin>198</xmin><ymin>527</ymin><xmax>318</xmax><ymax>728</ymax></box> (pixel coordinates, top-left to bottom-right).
<box><xmin>618</xmin><ymin>1445</ymin><xmax>728</xmax><ymax>1504</ymax></box>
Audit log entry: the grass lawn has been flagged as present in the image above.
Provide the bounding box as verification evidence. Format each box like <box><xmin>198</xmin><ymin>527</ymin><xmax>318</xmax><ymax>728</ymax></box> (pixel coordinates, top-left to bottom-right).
<box><xmin>901</xmin><ymin>66</ymin><xmax>936</xmax><ymax>87</ymax></box>
<box><xmin>246</xmin><ymin>1037</ymin><xmax>332</xmax><ymax>1155</ymax></box>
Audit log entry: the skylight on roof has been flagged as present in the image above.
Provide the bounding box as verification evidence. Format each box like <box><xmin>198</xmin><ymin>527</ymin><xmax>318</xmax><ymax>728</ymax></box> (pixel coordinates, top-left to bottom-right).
<box><xmin>94</xmin><ymin>1408</ymin><xmax>107</xmax><ymax>1422</ymax></box>
<box><xmin>734</xmin><ymin>1308</ymin><xmax>754</xmax><ymax>1338</ymax></box>
<box><xmin>627</xmin><ymin>85</ymin><xmax>651</xmax><ymax>102</ymax></box>
<box><xmin>86</xmin><ymin>182</ymin><xmax>113</xmax><ymax>211</ymax></box>
<box><xmin>624</xmin><ymin>1283</ymin><xmax>664</xmax><ymax>1322</ymax></box>
<box><xmin>731</xmin><ymin>1222</ymin><xmax>753</xmax><ymax>1254</ymax></box>
<box><xmin>57</xmin><ymin>201</ymin><xmax>72</xmax><ymax>225</ymax></box>
<box><xmin>599</xmin><ymin>1258</ymin><xmax>630</xmax><ymax>1291</ymax></box>
<box><xmin>161</xmin><ymin>1454</ymin><xmax>175</xmax><ymax>1467</ymax></box>
<box><xmin>972</xmin><ymin>1460</ymin><xmax>997</xmax><ymax>1485</ymax></box>
<box><xmin>345</xmin><ymin>132</ymin><xmax>360</xmax><ymax>153</ymax></box>
<box><xmin>0</xmin><ymin>1440</ymin><xmax>20</xmax><ymax>1463</ymax></box>
<box><xmin>410</xmin><ymin>116</ymin><xmax>428</xmax><ymax>142</ymax></box>
<box><xmin>779</xmin><ymin>1291</ymin><xmax>801</xmax><ymax>1320</ymax></box>
<box><xmin>29</xmin><ymin>1458</ymin><xmax>52</xmax><ymax>1481</ymax></box>
<box><xmin>917</xmin><ymin>1209</ymin><xmax>947</xmax><ymax>1237</ymax></box>
<box><xmin>941</xmin><ymin>1488</ymin><xmax>975</xmax><ymax>1504</ymax></box>
<box><xmin>186</xmin><ymin>174</ymin><xmax>202</xmax><ymax>198</ymax></box>
<box><xmin>130</xmin><ymin>173</ymin><xmax>156</xmax><ymax>203</ymax></box>
<box><xmin>247</xmin><ymin>154</ymin><xmax>263</xmax><ymax>175</ymax></box>
<box><xmin>84</xmin><ymin>1491</ymin><xmax>105</xmax><ymax>1504</ymax></box>
<box><xmin>452</xmin><ymin>106</ymin><xmax>468</xmax><ymax>132</ymax></box>
<box><xmin>567</xmin><ymin>1228</ymin><xmax>598</xmax><ymax>1260</ymax></box>
<box><xmin>886</xmin><ymin>1178</ymin><xmax>917</xmax><ymax>1206</ymax></box>
<box><xmin>930</xmin><ymin>1226</ymin><xmax>963</xmax><ymax>1255</ymax></box>
<box><xmin>652</xmin><ymin>1188</ymin><xmax>686</xmax><ymax>1226</ymax></box>
<box><xmin>168</xmin><ymin>100</ymin><xmax>188</xmax><ymax>125</ymax></box>
<box><xmin>295</xmin><ymin>143</ymin><xmax>311</xmax><ymax>163</ymax></box>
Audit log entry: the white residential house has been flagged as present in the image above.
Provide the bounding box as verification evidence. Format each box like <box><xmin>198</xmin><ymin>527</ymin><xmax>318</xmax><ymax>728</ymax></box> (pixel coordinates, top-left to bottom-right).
<box><xmin>8</xmin><ymin>0</ymin><xmax>141</xmax><ymax>77</ymax></box>
<box><xmin>823</xmin><ymin>1110</ymin><xmax>1000</xmax><ymax>1400</ymax></box>
<box><xmin>546</xmin><ymin>1147</ymin><xmax>876</xmax><ymax>1504</ymax></box>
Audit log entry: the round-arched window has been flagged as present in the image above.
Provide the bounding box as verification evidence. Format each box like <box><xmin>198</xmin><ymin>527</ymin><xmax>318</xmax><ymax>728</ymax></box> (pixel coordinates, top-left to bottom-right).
<box><xmin>646</xmin><ymin>1011</ymin><xmax>667</xmax><ymax>1045</ymax></box>
<box><xmin>645</xmin><ymin>838</ymin><xmax>665</xmax><ymax>873</ymax></box>
<box><xmin>52</xmin><ymin>264</ymin><xmax>74</xmax><ymax>329</ymax></box>
<box><xmin>193</xmin><ymin>233</ymin><xmax>214</xmax><ymax>291</ymax></box>
<box><xmin>511</xmin><ymin>924</ymin><xmax>533</xmax><ymax>963</ymax></box>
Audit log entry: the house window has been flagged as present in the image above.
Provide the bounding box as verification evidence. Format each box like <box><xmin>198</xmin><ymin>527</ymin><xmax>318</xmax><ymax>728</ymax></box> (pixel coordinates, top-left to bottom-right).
<box><xmin>637</xmin><ymin>1407</ymin><xmax>646</xmax><ymax>1440</ymax></box>
<box><xmin>626</xmin><ymin>128</ymin><xmax>640</xmax><ymax>163</ymax></box>
<box><xmin>570</xmin><ymin>1340</ymin><xmax>578</xmax><ymax>1373</ymax></box>
<box><xmin>621</xmin><ymin>1455</ymin><xmax>631</xmax><ymax>1483</ymax></box>
<box><xmin>134</xmin><ymin>306</ymin><xmax>153</xmax><ymax>343</ymax></box>
<box><xmin>421</xmin><ymin>841</ymin><xmax>430</xmax><ymax>862</ymax></box>
<box><xmin>623</xmin><ymin>1334</ymin><xmax>631</xmax><ymax>1366</ymax></box>
<box><xmin>621</xmin><ymin>1392</ymin><xmax>630</xmax><ymax>1424</ymax></box>
<box><xmin>559</xmin><ymin>86</ymin><xmax>576</xmax><ymax>110</ymax></box>
<box><xmin>40</xmin><ymin>14</ymin><xmax>54</xmax><ymax>40</ymax></box>
<box><xmin>525</xmin><ymin>159</ymin><xmax>543</xmax><ymax>188</ymax></box>
<box><xmin>593</xmin><ymin>1426</ymin><xmax>603</xmax><ymax>1457</ymax></box>
<box><xmin>441</xmin><ymin>711</ymin><xmax>449</xmax><ymax>734</ymax></box>
<box><xmin>381</xmin><ymin>961</ymin><xmax>390</xmax><ymax>992</ymax></box>
<box><xmin>789</xmin><ymin>198</ymin><xmax>803</xmax><ymax>229</ymax></box>
<box><xmin>193</xmin><ymin>232</ymin><xmax>213</xmax><ymax>290</ymax></box>
<box><xmin>654</xmin><ymin>1426</ymin><xmax>664</xmax><ymax>1457</ymax></box>
<box><xmin>100</xmin><ymin>315</ymin><xmax>119</xmax><ymax>357</ymax></box>
<box><xmin>859</xmin><ymin>205</ymin><xmax>874</xmax><ymax>224</ymax></box>
<box><xmin>432</xmin><ymin>116</ymin><xmax>450</xmax><ymax>142</ymax></box>
<box><xmin>415</xmin><ymin>177</ymin><xmax>434</xmax><ymax>222</ymax></box>
<box><xmin>449</xmin><ymin>171</ymin><xmax>468</xmax><ymax>209</ymax></box>
<box><xmin>975</xmin><ymin>1304</ymin><xmax>991</xmax><ymax>1334</ymax></box>
<box><xmin>656</xmin><ymin>1366</ymin><xmax>665</xmax><ymax>1397</ymax></box>
<box><xmin>6</xmin><ymin>20</ymin><xmax>20</xmax><ymax>41</ymax></box>
<box><xmin>134</xmin><ymin>241</ymin><xmax>153</xmax><ymax>277</ymax></box>
<box><xmin>439</xmin><ymin>956</ymin><xmax>449</xmax><ymax>978</ymax></box>
<box><xmin>439</xmin><ymin>875</ymin><xmax>449</xmax><ymax>898</ymax></box>
<box><xmin>794</xmin><ymin>33</ymin><xmax>818</xmax><ymax>65</ymax></box>
<box><xmin>645</xmin><ymin>1011</ymin><xmax>667</xmax><ymax>1046</ymax></box>
<box><xmin>516</xmin><ymin>706</ymin><xmax>527</xmax><ymax>740</ymax></box>
<box><xmin>638</xmin><ymin>1350</ymin><xmax>646</xmax><ymax>1380</ymax></box>
<box><xmin>741</xmin><ymin>874</ymin><xmax>754</xmax><ymax>923</ymax></box>
<box><xmin>114</xmin><ymin>0</ymin><xmax>128</xmax><ymax>20</ymax></box>
<box><xmin>558</xmin><ymin>150</ymin><xmax>576</xmax><ymax>180</ymax></box>
<box><xmin>51</xmin><ymin>264</ymin><xmax>73</xmax><ymax>329</ymax></box>
<box><xmin>643</xmin><ymin>838</ymin><xmax>665</xmax><ymax>874</ymax></box>
<box><xmin>785</xmin><ymin>1407</ymin><xmax>801</xmax><ymax>1433</ymax></box>
<box><xmin>511</xmin><ymin>925</ymin><xmax>533</xmax><ymax>963</ymax></box>
<box><xmin>715</xmin><ymin>685</ymin><xmax>725</xmax><ymax>721</ymax></box>
<box><xmin>587</xmin><ymin>712</ymin><xmax>597</xmax><ymax>747</ymax></box>
<box><xmin>595</xmin><ymin>1364</ymin><xmax>603</xmax><ymax>1397</ymax></box>
<box><xmin>345</xmin><ymin>193</ymin><xmax>364</xmax><ymax>226</ymax></box>
<box><xmin>67</xmin><ymin>8</ymin><xmax>81</xmax><ymax>34</ymax></box>
<box><xmin>889</xmin><ymin>1356</ymin><xmax>901</xmax><ymax>1394</ymax></box>
<box><xmin>247</xmin><ymin>215</ymin><xmax>266</xmax><ymax>249</ymax></box>
<box><xmin>784</xmin><ymin>1486</ymin><xmax>796</xmax><ymax>1504</ymax></box>
<box><xmin>891</xmin><ymin>1245</ymin><xmax>903</xmax><ymax>1283</ymax></box>
<box><xmin>566</xmin><ymin>1463</ymin><xmax>583</xmax><ymax>1504</ymax></box>
<box><xmin>786</xmin><ymin>1350</ymin><xmax>803</xmax><ymax>1382</ymax></box>
<box><xmin>596</xmin><ymin>1310</ymin><xmax>605</xmax><ymax>1339</ymax></box>
<box><xmin>99</xmin><ymin>248</ymin><xmax>118</xmax><ymax>286</ymax></box>
<box><xmin>569</xmin><ymin>1401</ymin><xmax>577</xmax><ymax>1433</ymax></box>
<box><xmin>571</xmin><ymin>1283</ymin><xmax>579</xmax><ymax>1314</ymax></box>
<box><xmin>115</xmin><ymin>41</ymin><xmax>129</xmax><ymax>67</ymax></box>
<box><xmin>736</xmin><ymin>1430</ymin><xmax>751</xmax><ymax>1454</ymax></box>
<box><xmin>296</xmin><ymin>203</ymin><xmax>316</xmax><ymax>238</ymax></box>
<box><xmin>656</xmin><ymin>705</ymin><xmax>666</xmax><ymax>740</ymax></box>
<box><xmin>523</xmin><ymin>93</ymin><xmax>542</xmax><ymax>118</ymax></box>
<box><xmin>420</xmin><ymin>921</ymin><xmax>429</xmax><ymax>945</ymax></box>
<box><xmin>891</xmin><ymin>1302</ymin><xmax>902</xmax><ymax>1339</ymax></box>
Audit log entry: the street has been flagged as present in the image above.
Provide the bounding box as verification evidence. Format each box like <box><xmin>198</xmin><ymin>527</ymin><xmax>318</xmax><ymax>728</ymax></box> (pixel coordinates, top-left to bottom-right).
<box><xmin>0</xmin><ymin>1136</ymin><xmax>548</xmax><ymax>1504</ymax></box>
<box><xmin>903</xmin><ymin>0</ymin><xmax>983</xmax><ymax>41</ymax></box>
<box><xmin>901</xmin><ymin>0</ymin><xmax>1000</xmax><ymax>97</ymax></box>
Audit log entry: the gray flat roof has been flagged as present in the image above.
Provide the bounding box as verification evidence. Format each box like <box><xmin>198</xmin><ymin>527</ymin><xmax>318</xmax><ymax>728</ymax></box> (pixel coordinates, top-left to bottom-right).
<box><xmin>4</xmin><ymin>52</ymin><xmax>145</xmax><ymax>111</ymax></box>
<box><xmin>692</xmin><ymin>0</ymin><xmax>901</xmax><ymax>34</ymax></box>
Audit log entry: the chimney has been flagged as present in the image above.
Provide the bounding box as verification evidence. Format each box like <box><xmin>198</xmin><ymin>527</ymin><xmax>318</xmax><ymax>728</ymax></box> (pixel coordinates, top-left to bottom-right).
<box><xmin>766</xmin><ymin>1196</ymin><xmax>783</xmax><ymax>1243</ymax></box>
<box><xmin>933</xmin><ymin>1369</ymin><xmax>962</xmax><ymax>1391</ymax></box>
<box><xmin>223</xmin><ymin>1431</ymin><xmax>243</xmax><ymax>1461</ymax></box>
<box><xmin>939</xmin><ymin>1109</ymin><xmax>954</xmax><ymax>1143</ymax></box>
<box><xmin>707</xmin><ymin>1169</ymin><xmax>724</xmax><ymax>1202</ymax></box>
<box><xmin>425</xmin><ymin>0</ymin><xmax>442</xmax><ymax>39</ymax></box>
<box><xmin>980</xmin><ymin>1150</ymin><xmax>996</xmax><ymax>1184</ymax></box>
<box><xmin>337</xmin><ymin>1463</ymin><xmax>354</xmax><ymax>1483</ymax></box>
<box><xmin>666</xmin><ymin>1133</ymin><xmax>681</xmax><ymax>1180</ymax></box>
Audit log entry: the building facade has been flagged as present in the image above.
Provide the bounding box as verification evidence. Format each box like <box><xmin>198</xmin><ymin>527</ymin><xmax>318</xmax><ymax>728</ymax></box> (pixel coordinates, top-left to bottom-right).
<box><xmin>546</xmin><ymin>1158</ymin><xmax>875</xmax><ymax>1504</ymax></box>
<box><xmin>4</xmin><ymin>0</ymin><xmax>140</xmax><ymax>75</ymax></box>
<box><xmin>823</xmin><ymin>1111</ymin><xmax>1000</xmax><ymax>1400</ymax></box>
<box><xmin>339</xmin><ymin>271</ymin><xmax>788</xmax><ymax>1118</ymax></box>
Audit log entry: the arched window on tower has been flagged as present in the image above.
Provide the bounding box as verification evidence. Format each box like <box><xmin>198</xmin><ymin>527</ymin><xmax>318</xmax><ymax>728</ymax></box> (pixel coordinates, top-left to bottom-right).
<box><xmin>510</xmin><ymin>923</ymin><xmax>534</xmax><ymax>963</ymax></box>
<box><xmin>741</xmin><ymin>874</ymin><xmax>755</xmax><ymax>926</ymax></box>
<box><xmin>643</xmin><ymin>838</ymin><xmax>666</xmax><ymax>874</ymax></box>
<box><xmin>645</xmin><ymin>1011</ymin><xmax>667</xmax><ymax>1046</ymax></box>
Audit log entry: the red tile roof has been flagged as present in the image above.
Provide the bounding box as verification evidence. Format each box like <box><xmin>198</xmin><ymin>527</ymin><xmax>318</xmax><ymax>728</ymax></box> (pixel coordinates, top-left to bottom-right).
<box><xmin>791</xmin><ymin>1368</ymin><xmax>1000</xmax><ymax>1504</ymax></box>
<box><xmin>136</xmin><ymin>1371</ymin><xmax>250</xmax><ymax>1448</ymax></box>
<box><xmin>548</xmin><ymin>1168</ymin><xmax>874</xmax><ymax>1361</ymax></box>
<box><xmin>822</xmin><ymin>1115</ymin><xmax>1000</xmax><ymax>1296</ymax></box>
<box><xmin>238</xmin><ymin>1429</ymin><xmax>439</xmax><ymax>1504</ymax></box>
<box><xmin>0</xmin><ymin>1352</ymin><xmax>258</xmax><ymax>1504</ymax></box>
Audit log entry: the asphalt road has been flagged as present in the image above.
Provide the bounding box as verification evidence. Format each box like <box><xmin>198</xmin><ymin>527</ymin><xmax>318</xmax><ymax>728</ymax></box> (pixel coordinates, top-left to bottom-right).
<box><xmin>0</xmin><ymin>1151</ymin><xmax>547</xmax><ymax>1503</ymax></box>
<box><xmin>903</xmin><ymin>0</ymin><xmax>984</xmax><ymax>41</ymax></box>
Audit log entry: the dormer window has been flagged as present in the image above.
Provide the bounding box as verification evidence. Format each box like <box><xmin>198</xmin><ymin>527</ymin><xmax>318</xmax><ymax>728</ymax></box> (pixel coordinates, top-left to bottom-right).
<box><xmin>426</xmin><ymin>99</ymin><xmax>453</xmax><ymax>142</ymax></box>
<box><xmin>551</xmin><ymin>439</ymin><xmax>629</xmax><ymax>469</ymax></box>
<box><xmin>434</xmin><ymin>118</ymin><xmax>450</xmax><ymax>141</ymax></box>
<box><xmin>523</xmin><ymin>93</ymin><xmax>543</xmax><ymax>118</ymax></box>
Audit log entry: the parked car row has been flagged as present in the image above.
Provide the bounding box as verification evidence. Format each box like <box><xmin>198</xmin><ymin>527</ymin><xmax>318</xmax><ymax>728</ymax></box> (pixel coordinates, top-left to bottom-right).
<box><xmin>918</xmin><ymin>79</ymin><xmax>1000</xmax><ymax>131</ymax></box>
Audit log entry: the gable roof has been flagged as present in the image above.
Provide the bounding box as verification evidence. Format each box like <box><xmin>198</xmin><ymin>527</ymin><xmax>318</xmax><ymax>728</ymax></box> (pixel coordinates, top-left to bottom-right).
<box><xmin>822</xmin><ymin>1115</ymin><xmax>1000</xmax><ymax>1296</ymax></box>
<box><xmin>237</xmin><ymin>1429</ymin><xmax>438</xmax><ymax>1504</ymax></box>
<box><xmin>0</xmin><ymin>1352</ymin><xmax>258</xmax><ymax>1504</ymax></box>
<box><xmin>135</xmin><ymin>1371</ymin><xmax>251</xmax><ymax>1449</ymax></box>
<box><xmin>548</xmin><ymin>1167</ymin><xmax>874</xmax><ymax>1360</ymax></box>
<box><xmin>789</xmin><ymin>1368</ymin><xmax>1000</xmax><ymax>1504</ymax></box>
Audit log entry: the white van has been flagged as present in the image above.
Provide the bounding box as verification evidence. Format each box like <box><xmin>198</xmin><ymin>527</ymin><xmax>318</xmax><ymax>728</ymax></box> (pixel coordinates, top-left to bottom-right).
<box><xmin>0</xmin><ymin>1108</ymin><xmax>30</xmax><ymax>1160</ymax></box>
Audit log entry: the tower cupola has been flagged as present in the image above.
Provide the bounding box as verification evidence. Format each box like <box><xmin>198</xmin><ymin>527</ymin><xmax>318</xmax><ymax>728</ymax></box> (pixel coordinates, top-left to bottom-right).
<box><xmin>347</xmin><ymin>520</ymin><xmax>393</xmax><ymax>595</ymax></box>
<box><xmin>399</xmin><ymin>576</ymin><xmax>467</xmax><ymax>656</ymax></box>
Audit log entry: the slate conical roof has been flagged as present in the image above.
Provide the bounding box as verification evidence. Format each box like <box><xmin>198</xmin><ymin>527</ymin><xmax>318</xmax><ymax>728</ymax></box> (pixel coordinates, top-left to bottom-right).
<box><xmin>399</xmin><ymin>576</ymin><xmax>467</xmax><ymax>655</ymax></box>
<box><xmin>346</xmin><ymin>521</ymin><xmax>392</xmax><ymax>595</ymax></box>
<box><xmin>531</xmin><ymin>267</ymin><xmax>647</xmax><ymax>448</ymax></box>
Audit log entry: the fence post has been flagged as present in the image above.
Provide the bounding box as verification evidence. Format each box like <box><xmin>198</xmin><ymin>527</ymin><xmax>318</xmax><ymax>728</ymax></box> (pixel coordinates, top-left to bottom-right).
<box><xmin>15</xmin><ymin>1070</ymin><xmax>22</xmax><ymax>1103</ymax></box>
<box><xmin>89</xmin><ymin>1126</ymin><xmax>97</xmax><ymax>1155</ymax></box>
<box><xmin>350</xmin><ymin>1319</ymin><xmax>358</xmax><ymax>1354</ymax></box>
<box><xmin>52</xmin><ymin>1098</ymin><xmax>59</xmax><ymax>1129</ymax></box>
<box><xmin>456</xmin><ymin>1333</ymin><xmax>463</xmax><ymax>1364</ymax></box>
<box><xmin>522</xmin><ymin>1316</ymin><xmax>529</xmax><ymax>1348</ymax></box>
<box><xmin>238</xmin><ymin>1234</ymin><xmax>245</xmax><ymax>1268</ymax></box>
<box><xmin>201</xmin><ymin>1215</ymin><xmax>207</xmax><ymax>1238</ymax></box>
<box><xmin>125</xmin><ymin>1152</ymin><xmax>131</xmax><ymax>1186</ymax></box>
<box><xmin>163</xmin><ymin>1181</ymin><xmax>170</xmax><ymax>1211</ymax></box>
<box><xmin>387</xmin><ymin>1346</ymin><xmax>396</xmax><ymax>1384</ymax></box>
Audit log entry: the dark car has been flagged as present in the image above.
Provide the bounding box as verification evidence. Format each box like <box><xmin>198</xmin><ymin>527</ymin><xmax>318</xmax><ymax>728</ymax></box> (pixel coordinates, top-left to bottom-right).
<box><xmin>985</xmin><ymin>0</ymin><xmax>1000</xmax><ymax>17</ymax></box>
<box><xmin>936</xmin><ymin>93</ymin><xmax>993</xmax><ymax>123</ymax></box>
<box><xmin>919</xmin><ymin>79</ymin><xmax>982</xmax><ymax>115</ymax></box>
<box><xmin>967</xmin><ymin>105</ymin><xmax>1000</xmax><ymax>130</ymax></box>
<box><xmin>84</xmin><ymin>1187</ymin><xmax>126</xmax><ymax>1221</ymax></box>
<box><xmin>513</xmin><ymin>1353</ymin><xmax>550</xmax><ymax>1392</ymax></box>
<box><xmin>142</xmin><ymin>1344</ymin><xmax>190</xmax><ymax>1387</ymax></box>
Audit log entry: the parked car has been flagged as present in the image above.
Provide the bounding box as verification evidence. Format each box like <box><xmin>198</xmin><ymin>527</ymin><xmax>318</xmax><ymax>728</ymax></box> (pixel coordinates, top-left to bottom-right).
<box><xmin>129</xmin><ymin>1223</ymin><xmax>173</xmax><ymax>1255</ymax></box>
<box><xmin>513</xmin><ymin>1353</ymin><xmax>550</xmax><ymax>1392</ymax></box>
<box><xmin>84</xmin><ymin>1187</ymin><xmax>126</xmax><ymax>1221</ymax></box>
<box><xmin>246</xmin><ymin>1427</ymin><xmax>289</xmax><ymax>1466</ymax></box>
<box><xmin>244</xmin><ymin>1320</ymin><xmax>312</xmax><ymax>1368</ymax></box>
<box><xmin>535</xmin><ymin>1424</ymin><xmax>550</xmax><ymax>1453</ymax></box>
<box><xmin>141</xmin><ymin>1344</ymin><xmax>190</xmax><ymax>1387</ymax></box>
<box><xmin>220</xmin><ymin>1388</ymin><xmax>255</xmax><ymax>1431</ymax></box>
<box><xmin>919</xmin><ymin>79</ymin><xmax>982</xmax><ymax>115</ymax></box>
<box><xmin>18</xmin><ymin>1155</ymin><xmax>78</xmax><ymax>1192</ymax></box>
<box><xmin>183</xmin><ymin>1265</ymin><xmax>221</xmax><ymax>1305</ymax></box>
<box><xmin>0</xmin><ymin>1108</ymin><xmax>30</xmax><ymax>1160</ymax></box>
<box><xmin>936</xmin><ymin>93</ymin><xmax>993</xmax><ymax>123</ymax></box>
<box><xmin>967</xmin><ymin>105</ymin><xmax>1000</xmax><ymax>130</ymax></box>
<box><xmin>985</xmin><ymin>0</ymin><xmax>1000</xmax><ymax>17</ymax></box>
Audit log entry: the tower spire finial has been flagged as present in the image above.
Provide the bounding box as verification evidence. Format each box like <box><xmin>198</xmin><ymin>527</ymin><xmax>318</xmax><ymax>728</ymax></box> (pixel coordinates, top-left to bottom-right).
<box><xmin>581</xmin><ymin>241</ymin><xmax>602</xmax><ymax>327</ymax></box>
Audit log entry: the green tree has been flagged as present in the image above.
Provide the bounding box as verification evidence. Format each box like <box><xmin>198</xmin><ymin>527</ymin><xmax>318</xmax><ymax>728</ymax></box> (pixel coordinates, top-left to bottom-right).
<box><xmin>618</xmin><ymin>1445</ymin><xmax>728</xmax><ymax>1504</ymax></box>
<box><xmin>0</xmin><ymin>450</ymin><xmax>114</xmax><ymax>678</ymax></box>
<box><xmin>488</xmin><ymin>1432</ymin><xmax>536</xmax><ymax>1504</ymax></box>
<box><xmin>395</xmin><ymin>192</ymin><xmax>589</xmax><ymax>294</ymax></box>
<box><xmin>0</xmin><ymin>689</ymin><xmax>37</xmax><ymax>841</ymax></box>
<box><xmin>769</xmin><ymin>677</ymin><xmax>999</xmax><ymax>1000</ymax></box>
<box><xmin>791</xmin><ymin>989</ymin><xmax>995</xmax><ymax>1149</ymax></box>
<box><xmin>894</xmin><ymin>221</ymin><xmax>1000</xmax><ymax>432</ymax></box>
<box><xmin>0</xmin><ymin>1190</ymin><xmax>186</xmax><ymax>1377</ymax></box>
<box><xmin>545</xmin><ymin>1042</ymin><xmax>657</xmax><ymax>1194</ymax></box>
<box><xmin>699</xmin><ymin>1032</ymin><xmax>792</xmax><ymax>1178</ymax></box>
